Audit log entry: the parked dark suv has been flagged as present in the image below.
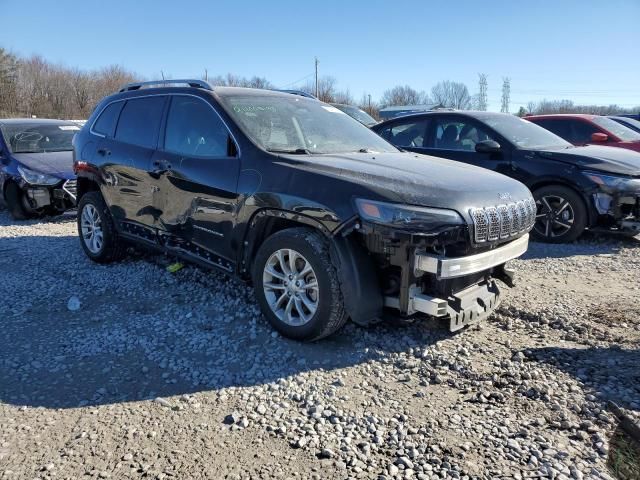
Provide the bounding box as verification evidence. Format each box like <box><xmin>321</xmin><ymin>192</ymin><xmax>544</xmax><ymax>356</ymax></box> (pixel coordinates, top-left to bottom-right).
<box><xmin>373</xmin><ymin>111</ymin><xmax>640</xmax><ymax>242</ymax></box>
<box><xmin>73</xmin><ymin>80</ymin><xmax>535</xmax><ymax>341</ymax></box>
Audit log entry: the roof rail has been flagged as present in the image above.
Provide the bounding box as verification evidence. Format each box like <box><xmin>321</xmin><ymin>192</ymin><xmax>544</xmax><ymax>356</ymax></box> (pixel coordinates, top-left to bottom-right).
<box><xmin>118</xmin><ymin>79</ymin><xmax>212</xmax><ymax>93</ymax></box>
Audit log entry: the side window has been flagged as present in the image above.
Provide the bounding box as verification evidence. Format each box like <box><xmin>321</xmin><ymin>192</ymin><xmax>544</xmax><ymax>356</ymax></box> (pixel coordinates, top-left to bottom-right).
<box><xmin>380</xmin><ymin>119</ymin><xmax>429</xmax><ymax>147</ymax></box>
<box><xmin>570</xmin><ymin>121</ymin><xmax>599</xmax><ymax>144</ymax></box>
<box><xmin>164</xmin><ymin>97</ymin><xmax>230</xmax><ymax>157</ymax></box>
<box><xmin>115</xmin><ymin>96</ymin><xmax>165</xmax><ymax>148</ymax></box>
<box><xmin>93</xmin><ymin>102</ymin><xmax>123</xmax><ymax>137</ymax></box>
<box><xmin>535</xmin><ymin>120</ymin><xmax>570</xmax><ymax>140</ymax></box>
<box><xmin>433</xmin><ymin>119</ymin><xmax>495</xmax><ymax>151</ymax></box>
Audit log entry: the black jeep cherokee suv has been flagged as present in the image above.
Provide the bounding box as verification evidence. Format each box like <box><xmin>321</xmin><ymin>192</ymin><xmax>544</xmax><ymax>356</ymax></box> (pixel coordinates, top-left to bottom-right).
<box><xmin>73</xmin><ymin>79</ymin><xmax>535</xmax><ymax>341</ymax></box>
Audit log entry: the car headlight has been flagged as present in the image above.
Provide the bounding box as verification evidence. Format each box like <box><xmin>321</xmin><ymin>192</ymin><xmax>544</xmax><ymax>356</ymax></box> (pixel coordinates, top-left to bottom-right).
<box><xmin>355</xmin><ymin>198</ymin><xmax>464</xmax><ymax>229</ymax></box>
<box><xmin>17</xmin><ymin>166</ymin><xmax>61</xmax><ymax>185</ymax></box>
<box><xmin>584</xmin><ymin>171</ymin><xmax>640</xmax><ymax>192</ymax></box>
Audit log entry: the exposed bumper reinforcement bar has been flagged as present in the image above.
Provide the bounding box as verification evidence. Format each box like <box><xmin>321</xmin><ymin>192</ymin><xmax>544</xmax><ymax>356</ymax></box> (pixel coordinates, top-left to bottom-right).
<box><xmin>414</xmin><ymin>234</ymin><xmax>529</xmax><ymax>279</ymax></box>
<box><xmin>384</xmin><ymin>280</ymin><xmax>501</xmax><ymax>331</ymax></box>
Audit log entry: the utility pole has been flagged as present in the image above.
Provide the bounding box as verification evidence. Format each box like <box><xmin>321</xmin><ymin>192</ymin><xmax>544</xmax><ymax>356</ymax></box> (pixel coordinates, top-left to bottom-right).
<box><xmin>368</xmin><ymin>94</ymin><xmax>371</xmax><ymax>112</ymax></box>
<box><xmin>478</xmin><ymin>73</ymin><xmax>488</xmax><ymax>111</ymax></box>
<box><xmin>314</xmin><ymin>57</ymin><xmax>319</xmax><ymax>98</ymax></box>
<box><xmin>161</xmin><ymin>70</ymin><xmax>165</xmax><ymax>81</ymax></box>
<box><xmin>204</xmin><ymin>69</ymin><xmax>208</xmax><ymax>82</ymax></box>
<box><xmin>501</xmin><ymin>77</ymin><xmax>511</xmax><ymax>113</ymax></box>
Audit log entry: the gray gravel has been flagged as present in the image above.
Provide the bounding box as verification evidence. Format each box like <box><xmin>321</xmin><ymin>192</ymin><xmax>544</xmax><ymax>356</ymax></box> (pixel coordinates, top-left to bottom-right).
<box><xmin>0</xmin><ymin>210</ymin><xmax>638</xmax><ymax>479</ymax></box>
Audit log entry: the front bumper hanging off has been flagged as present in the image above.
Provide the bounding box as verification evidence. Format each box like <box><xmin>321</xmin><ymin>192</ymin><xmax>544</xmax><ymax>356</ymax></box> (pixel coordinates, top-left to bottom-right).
<box><xmin>385</xmin><ymin>234</ymin><xmax>529</xmax><ymax>331</ymax></box>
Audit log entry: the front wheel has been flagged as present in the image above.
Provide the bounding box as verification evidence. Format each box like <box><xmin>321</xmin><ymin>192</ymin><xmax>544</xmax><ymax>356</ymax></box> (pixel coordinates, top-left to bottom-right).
<box><xmin>5</xmin><ymin>182</ymin><xmax>38</xmax><ymax>220</ymax></box>
<box><xmin>531</xmin><ymin>185</ymin><xmax>587</xmax><ymax>243</ymax></box>
<box><xmin>252</xmin><ymin>228</ymin><xmax>347</xmax><ymax>341</ymax></box>
<box><xmin>77</xmin><ymin>191</ymin><xmax>125</xmax><ymax>263</ymax></box>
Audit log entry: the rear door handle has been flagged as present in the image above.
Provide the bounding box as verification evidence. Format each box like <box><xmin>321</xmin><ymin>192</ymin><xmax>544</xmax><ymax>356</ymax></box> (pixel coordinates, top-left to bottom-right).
<box><xmin>97</xmin><ymin>148</ymin><xmax>111</xmax><ymax>156</ymax></box>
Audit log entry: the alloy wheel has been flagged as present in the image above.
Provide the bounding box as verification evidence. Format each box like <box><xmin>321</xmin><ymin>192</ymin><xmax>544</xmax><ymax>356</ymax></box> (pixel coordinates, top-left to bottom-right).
<box><xmin>534</xmin><ymin>195</ymin><xmax>575</xmax><ymax>239</ymax></box>
<box><xmin>262</xmin><ymin>248</ymin><xmax>319</xmax><ymax>326</ymax></box>
<box><xmin>80</xmin><ymin>204</ymin><xmax>104</xmax><ymax>254</ymax></box>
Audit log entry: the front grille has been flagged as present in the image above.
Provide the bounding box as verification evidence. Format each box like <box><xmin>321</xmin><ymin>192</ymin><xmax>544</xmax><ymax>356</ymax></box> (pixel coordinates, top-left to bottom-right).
<box><xmin>470</xmin><ymin>197</ymin><xmax>536</xmax><ymax>243</ymax></box>
<box><xmin>63</xmin><ymin>179</ymin><xmax>77</xmax><ymax>200</ymax></box>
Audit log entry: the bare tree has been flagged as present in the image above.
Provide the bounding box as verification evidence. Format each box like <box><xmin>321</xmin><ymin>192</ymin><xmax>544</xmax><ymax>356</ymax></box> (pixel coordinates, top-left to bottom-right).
<box><xmin>431</xmin><ymin>81</ymin><xmax>472</xmax><ymax>109</ymax></box>
<box><xmin>358</xmin><ymin>93</ymin><xmax>379</xmax><ymax>119</ymax></box>
<box><xmin>380</xmin><ymin>85</ymin><xmax>429</xmax><ymax>107</ymax></box>
<box><xmin>301</xmin><ymin>76</ymin><xmax>338</xmax><ymax>102</ymax></box>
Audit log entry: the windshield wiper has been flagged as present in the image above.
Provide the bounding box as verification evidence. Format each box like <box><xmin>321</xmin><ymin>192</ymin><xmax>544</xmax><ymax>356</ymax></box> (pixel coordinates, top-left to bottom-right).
<box><xmin>267</xmin><ymin>148</ymin><xmax>311</xmax><ymax>155</ymax></box>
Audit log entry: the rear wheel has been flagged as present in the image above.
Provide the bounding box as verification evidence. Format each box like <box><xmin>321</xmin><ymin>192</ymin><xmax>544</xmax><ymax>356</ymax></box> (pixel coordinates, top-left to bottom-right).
<box><xmin>252</xmin><ymin>227</ymin><xmax>347</xmax><ymax>341</ymax></box>
<box><xmin>77</xmin><ymin>191</ymin><xmax>125</xmax><ymax>263</ymax></box>
<box><xmin>531</xmin><ymin>185</ymin><xmax>587</xmax><ymax>243</ymax></box>
<box><xmin>5</xmin><ymin>182</ymin><xmax>38</xmax><ymax>220</ymax></box>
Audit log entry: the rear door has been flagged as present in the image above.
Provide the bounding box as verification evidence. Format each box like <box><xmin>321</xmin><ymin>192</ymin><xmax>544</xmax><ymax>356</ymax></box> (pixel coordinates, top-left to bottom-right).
<box><xmin>151</xmin><ymin>94</ymin><xmax>240</xmax><ymax>265</ymax></box>
<box><xmin>98</xmin><ymin>95</ymin><xmax>167</xmax><ymax>230</ymax></box>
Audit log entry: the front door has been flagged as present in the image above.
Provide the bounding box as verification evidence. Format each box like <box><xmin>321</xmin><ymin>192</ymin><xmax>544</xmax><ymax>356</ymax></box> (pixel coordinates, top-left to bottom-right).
<box><xmin>151</xmin><ymin>95</ymin><xmax>240</xmax><ymax>264</ymax></box>
<box><xmin>419</xmin><ymin>115</ymin><xmax>513</xmax><ymax>178</ymax></box>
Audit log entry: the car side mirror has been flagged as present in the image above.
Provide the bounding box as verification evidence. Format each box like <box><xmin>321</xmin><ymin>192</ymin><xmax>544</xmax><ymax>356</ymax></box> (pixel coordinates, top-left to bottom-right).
<box><xmin>475</xmin><ymin>140</ymin><xmax>502</xmax><ymax>154</ymax></box>
<box><xmin>591</xmin><ymin>132</ymin><xmax>608</xmax><ymax>142</ymax></box>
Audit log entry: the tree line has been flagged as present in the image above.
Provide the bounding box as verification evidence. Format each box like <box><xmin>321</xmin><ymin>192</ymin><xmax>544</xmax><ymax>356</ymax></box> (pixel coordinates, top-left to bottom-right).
<box><xmin>0</xmin><ymin>47</ymin><xmax>637</xmax><ymax>120</ymax></box>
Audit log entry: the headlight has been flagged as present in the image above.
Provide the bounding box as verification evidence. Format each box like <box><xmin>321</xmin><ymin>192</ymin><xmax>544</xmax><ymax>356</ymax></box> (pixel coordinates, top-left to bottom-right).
<box><xmin>355</xmin><ymin>198</ymin><xmax>463</xmax><ymax>229</ymax></box>
<box><xmin>584</xmin><ymin>171</ymin><xmax>640</xmax><ymax>192</ymax></box>
<box><xmin>17</xmin><ymin>166</ymin><xmax>61</xmax><ymax>185</ymax></box>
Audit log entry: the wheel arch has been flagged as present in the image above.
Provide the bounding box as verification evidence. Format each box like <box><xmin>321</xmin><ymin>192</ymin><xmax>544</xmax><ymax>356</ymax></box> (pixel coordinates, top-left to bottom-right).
<box><xmin>527</xmin><ymin>178</ymin><xmax>596</xmax><ymax>227</ymax></box>
<box><xmin>241</xmin><ymin>209</ymin><xmax>383</xmax><ymax>326</ymax></box>
<box><xmin>76</xmin><ymin>175</ymin><xmax>101</xmax><ymax>202</ymax></box>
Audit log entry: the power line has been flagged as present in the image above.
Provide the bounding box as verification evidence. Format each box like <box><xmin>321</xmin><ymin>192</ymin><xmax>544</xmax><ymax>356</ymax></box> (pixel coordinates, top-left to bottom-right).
<box><xmin>280</xmin><ymin>72</ymin><xmax>315</xmax><ymax>89</ymax></box>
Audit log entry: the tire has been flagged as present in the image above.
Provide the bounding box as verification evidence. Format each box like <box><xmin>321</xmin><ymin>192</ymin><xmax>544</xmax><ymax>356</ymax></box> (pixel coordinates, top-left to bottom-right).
<box><xmin>77</xmin><ymin>191</ymin><xmax>125</xmax><ymax>263</ymax></box>
<box><xmin>5</xmin><ymin>182</ymin><xmax>35</xmax><ymax>220</ymax></box>
<box><xmin>531</xmin><ymin>185</ymin><xmax>587</xmax><ymax>243</ymax></box>
<box><xmin>252</xmin><ymin>227</ymin><xmax>348</xmax><ymax>341</ymax></box>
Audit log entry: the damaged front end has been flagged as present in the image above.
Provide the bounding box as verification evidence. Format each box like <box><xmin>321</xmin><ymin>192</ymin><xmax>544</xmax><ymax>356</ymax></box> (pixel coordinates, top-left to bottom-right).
<box><xmin>588</xmin><ymin>172</ymin><xmax>640</xmax><ymax>235</ymax></box>
<box><xmin>349</xmin><ymin>198</ymin><xmax>531</xmax><ymax>331</ymax></box>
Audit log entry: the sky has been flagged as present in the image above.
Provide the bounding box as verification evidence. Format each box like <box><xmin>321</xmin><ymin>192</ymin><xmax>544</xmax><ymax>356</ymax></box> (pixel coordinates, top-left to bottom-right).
<box><xmin>1</xmin><ymin>0</ymin><xmax>639</xmax><ymax>112</ymax></box>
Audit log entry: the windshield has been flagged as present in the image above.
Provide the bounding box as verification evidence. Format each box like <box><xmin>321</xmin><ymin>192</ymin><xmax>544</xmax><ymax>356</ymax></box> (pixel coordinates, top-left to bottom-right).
<box><xmin>219</xmin><ymin>94</ymin><xmax>397</xmax><ymax>154</ymax></box>
<box><xmin>332</xmin><ymin>104</ymin><xmax>377</xmax><ymax>126</ymax></box>
<box><xmin>1</xmin><ymin>123</ymin><xmax>79</xmax><ymax>153</ymax></box>
<box><xmin>481</xmin><ymin>114</ymin><xmax>573</xmax><ymax>150</ymax></box>
<box><xmin>592</xmin><ymin>116</ymin><xmax>640</xmax><ymax>142</ymax></box>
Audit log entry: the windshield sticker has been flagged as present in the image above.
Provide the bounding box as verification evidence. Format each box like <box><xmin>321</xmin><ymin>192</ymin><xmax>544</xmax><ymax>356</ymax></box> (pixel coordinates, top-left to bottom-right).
<box><xmin>59</xmin><ymin>125</ymin><xmax>80</xmax><ymax>131</ymax></box>
<box><xmin>321</xmin><ymin>106</ymin><xmax>344</xmax><ymax>114</ymax></box>
<box><xmin>233</xmin><ymin>105</ymin><xmax>277</xmax><ymax>114</ymax></box>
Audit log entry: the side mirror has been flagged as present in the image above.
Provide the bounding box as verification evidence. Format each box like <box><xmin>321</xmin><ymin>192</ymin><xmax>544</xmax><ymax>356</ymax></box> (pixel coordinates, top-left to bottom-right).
<box><xmin>591</xmin><ymin>132</ymin><xmax>608</xmax><ymax>142</ymax></box>
<box><xmin>475</xmin><ymin>140</ymin><xmax>502</xmax><ymax>154</ymax></box>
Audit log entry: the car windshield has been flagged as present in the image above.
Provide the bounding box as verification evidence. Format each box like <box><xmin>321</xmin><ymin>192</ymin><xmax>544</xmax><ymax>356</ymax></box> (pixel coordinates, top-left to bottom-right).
<box><xmin>332</xmin><ymin>104</ymin><xmax>377</xmax><ymax>126</ymax></box>
<box><xmin>480</xmin><ymin>114</ymin><xmax>573</xmax><ymax>150</ymax></box>
<box><xmin>219</xmin><ymin>94</ymin><xmax>396</xmax><ymax>154</ymax></box>
<box><xmin>1</xmin><ymin>123</ymin><xmax>79</xmax><ymax>153</ymax></box>
<box><xmin>592</xmin><ymin>116</ymin><xmax>640</xmax><ymax>142</ymax></box>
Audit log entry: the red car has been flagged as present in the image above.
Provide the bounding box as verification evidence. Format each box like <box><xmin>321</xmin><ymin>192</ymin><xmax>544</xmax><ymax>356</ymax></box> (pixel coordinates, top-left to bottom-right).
<box><xmin>526</xmin><ymin>114</ymin><xmax>640</xmax><ymax>153</ymax></box>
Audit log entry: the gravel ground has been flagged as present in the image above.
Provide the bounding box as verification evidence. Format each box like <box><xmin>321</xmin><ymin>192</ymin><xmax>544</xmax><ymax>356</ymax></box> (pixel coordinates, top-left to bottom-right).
<box><xmin>0</xmin><ymin>210</ymin><xmax>639</xmax><ymax>480</ymax></box>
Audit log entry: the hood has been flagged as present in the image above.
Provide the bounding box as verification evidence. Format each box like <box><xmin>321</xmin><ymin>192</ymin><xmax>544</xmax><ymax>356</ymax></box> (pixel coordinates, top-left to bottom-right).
<box><xmin>12</xmin><ymin>151</ymin><xmax>75</xmax><ymax>180</ymax></box>
<box><xmin>535</xmin><ymin>145</ymin><xmax>640</xmax><ymax>176</ymax></box>
<box><xmin>280</xmin><ymin>151</ymin><xmax>533</xmax><ymax>216</ymax></box>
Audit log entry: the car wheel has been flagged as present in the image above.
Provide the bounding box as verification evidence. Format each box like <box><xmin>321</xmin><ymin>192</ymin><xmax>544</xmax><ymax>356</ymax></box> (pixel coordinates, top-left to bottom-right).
<box><xmin>77</xmin><ymin>191</ymin><xmax>125</xmax><ymax>263</ymax></box>
<box><xmin>531</xmin><ymin>185</ymin><xmax>587</xmax><ymax>243</ymax></box>
<box><xmin>5</xmin><ymin>182</ymin><xmax>37</xmax><ymax>220</ymax></box>
<box><xmin>252</xmin><ymin>227</ymin><xmax>348</xmax><ymax>341</ymax></box>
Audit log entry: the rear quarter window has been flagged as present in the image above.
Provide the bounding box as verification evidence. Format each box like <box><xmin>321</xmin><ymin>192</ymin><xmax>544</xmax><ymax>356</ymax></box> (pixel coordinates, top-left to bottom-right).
<box><xmin>115</xmin><ymin>96</ymin><xmax>166</xmax><ymax>148</ymax></box>
<box><xmin>92</xmin><ymin>101</ymin><xmax>124</xmax><ymax>137</ymax></box>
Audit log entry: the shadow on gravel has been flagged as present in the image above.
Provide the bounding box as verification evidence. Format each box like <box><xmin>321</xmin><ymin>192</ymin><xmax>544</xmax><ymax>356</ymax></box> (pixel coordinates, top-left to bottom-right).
<box><xmin>524</xmin><ymin>232</ymin><xmax>640</xmax><ymax>260</ymax></box>
<box><xmin>529</xmin><ymin>346</ymin><xmax>640</xmax><ymax>412</ymax></box>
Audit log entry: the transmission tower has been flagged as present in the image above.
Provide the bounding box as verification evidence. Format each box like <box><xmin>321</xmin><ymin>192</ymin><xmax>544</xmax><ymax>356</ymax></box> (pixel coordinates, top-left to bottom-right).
<box><xmin>501</xmin><ymin>77</ymin><xmax>511</xmax><ymax>113</ymax></box>
<box><xmin>478</xmin><ymin>73</ymin><xmax>488</xmax><ymax>111</ymax></box>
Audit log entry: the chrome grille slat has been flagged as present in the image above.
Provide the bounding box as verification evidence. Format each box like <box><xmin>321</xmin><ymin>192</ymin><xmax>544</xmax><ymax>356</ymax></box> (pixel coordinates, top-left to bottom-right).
<box><xmin>63</xmin><ymin>179</ymin><xmax>77</xmax><ymax>200</ymax></box>
<box><xmin>470</xmin><ymin>197</ymin><xmax>535</xmax><ymax>243</ymax></box>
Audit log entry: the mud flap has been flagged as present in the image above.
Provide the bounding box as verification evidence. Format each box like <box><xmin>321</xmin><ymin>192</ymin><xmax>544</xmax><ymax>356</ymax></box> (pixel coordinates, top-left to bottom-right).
<box><xmin>448</xmin><ymin>280</ymin><xmax>501</xmax><ymax>331</ymax></box>
<box><xmin>330</xmin><ymin>235</ymin><xmax>383</xmax><ymax>326</ymax></box>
